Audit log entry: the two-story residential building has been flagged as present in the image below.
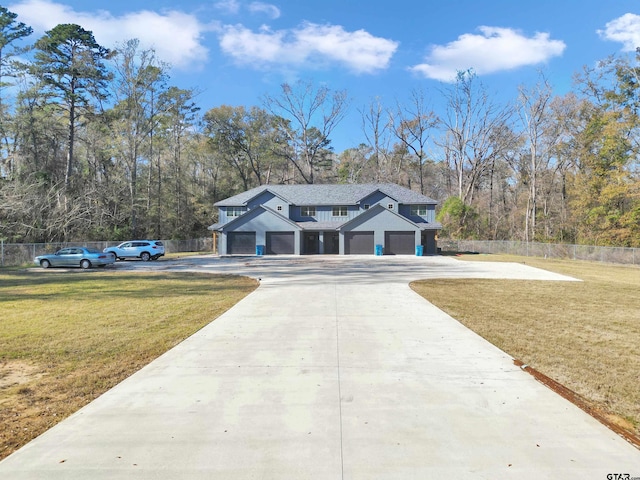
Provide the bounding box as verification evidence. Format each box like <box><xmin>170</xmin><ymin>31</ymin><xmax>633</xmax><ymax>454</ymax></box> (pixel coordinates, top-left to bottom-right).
<box><xmin>208</xmin><ymin>183</ymin><xmax>442</xmax><ymax>255</ymax></box>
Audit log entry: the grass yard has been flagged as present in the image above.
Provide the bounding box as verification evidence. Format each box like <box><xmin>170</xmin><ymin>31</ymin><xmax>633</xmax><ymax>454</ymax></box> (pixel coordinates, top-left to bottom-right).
<box><xmin>0</xmin><ymin>269</ymin><xmax>258</xmax><ymax>461</ymax></box>
<box><xmin>411</xmin><ymin>255</ymin><xmax>640</xmax><ymax>441</ymax></box>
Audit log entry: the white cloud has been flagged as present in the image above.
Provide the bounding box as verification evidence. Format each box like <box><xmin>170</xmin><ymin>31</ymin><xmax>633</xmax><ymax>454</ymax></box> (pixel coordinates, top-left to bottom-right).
<box><xmin>248</xmin><ymin>2</ymin><xmax>281</xmax><ymax>19</ymax></box>
<box><xmin>410</xmin><ymin>26</ymin><xmax>566</xmax><ymax>82</ymax></box>
<box><xmin>214</xmin><ymin>0</ymin><xmax>241</xmax><ymax>15</ymax></box>
<box><xmin>598</xmin><ymin>13</ymin><xmax>640</xmax><ymax>52</ymax></box>
<box><xmin>8</xmin><ymin>0</ymin><xmax>211</xmax><ymax>70</ymax></box>
<box><xmin>214</xmin><ymin>1</ymin><xmax>279</xmax><ymax>19</ymax></box>
<box><xmin>219</xmin><ymin>22</ymin><xmax>399</xmax><ymax>74</ymax></box>
<box><xmin>220</xmin><ymin>25</ymin><xmax>287</xmax><ymax>63</ymax></box>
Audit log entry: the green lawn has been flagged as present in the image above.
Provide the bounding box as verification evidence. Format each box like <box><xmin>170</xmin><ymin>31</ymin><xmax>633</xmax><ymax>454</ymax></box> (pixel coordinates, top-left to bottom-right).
<box><xmin>411</xmin><ymin>255</ymin><xmax>640</xmax><ymax>439</ymax></box>
<box><xmin>0</xmin><ymin>269</ymin><xmax>258</xmax><ymax>460</ymax></box>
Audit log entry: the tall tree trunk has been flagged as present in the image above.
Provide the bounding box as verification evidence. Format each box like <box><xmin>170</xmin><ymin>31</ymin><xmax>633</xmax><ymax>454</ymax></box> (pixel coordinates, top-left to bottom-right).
<box><xmin>130</xmin><ymin>147</ymin><xmax>138</xmax><ymax>238</ymax></box>
<box><xmin>65</xmin><ymin>93</ymin><xmax>76</xmax><ymax>190</ymax></box>
<box><xmin>527</xmin><ymin>141</ymin><xmax>537</xmax><ymax>242</ymax></box>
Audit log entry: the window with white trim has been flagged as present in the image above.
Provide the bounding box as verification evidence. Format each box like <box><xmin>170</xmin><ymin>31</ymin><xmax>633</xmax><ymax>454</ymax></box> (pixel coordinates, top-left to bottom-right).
<box><xmin>410</xmin><ymin>205</ymin><xmax>427</xmax><ymax>216</ymax></box>
<box><xmin>387</xmin><ymin>203</ymin><xmax>394</xmax><ymax>210</ymax></box>
<box><xmin>227</xmin><ymin>207</ymin><xmax>245</xmax><ymax>217</ymax></box>
<box><xmin>301</xmin><ymin>206</ymin><xmax>316</xmax><ymax>217</ymax></box>
<box><xmin>332</xmin><ymin>206</ymin><xmax>348</xmax><ymax>216</ymax></box>
<box><xmin>277</xmin><ymin>205</ymin><xmax>283</xmax><ymax>211</ymax></box>
<box><xmin>363</xmin><ymin>204</ymin><xmax>370</xmax><ymax>210</ymax></box>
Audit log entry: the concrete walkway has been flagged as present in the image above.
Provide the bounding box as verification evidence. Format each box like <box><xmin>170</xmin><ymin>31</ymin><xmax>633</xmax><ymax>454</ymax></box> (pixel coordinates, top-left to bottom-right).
<box><xmin>1</xmin><ymin>256</ymin><xmax>638</xmax><ymax>479</ymax></box>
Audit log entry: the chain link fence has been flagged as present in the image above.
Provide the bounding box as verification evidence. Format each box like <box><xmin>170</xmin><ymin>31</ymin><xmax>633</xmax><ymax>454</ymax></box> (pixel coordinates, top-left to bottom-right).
<box><xmin>438</xmin><ymin>239</ymin><xmax>639</xmax><ymax>266</ymax></box>
<box><xmin>0</xmin><ymin>238</ymin><xmax>214</xmax><ymax>267</ymax></box>
<box><xmin>3</xmin><ymin>237</ymin><xmax>637</xmax><ymax>267</ymax></box>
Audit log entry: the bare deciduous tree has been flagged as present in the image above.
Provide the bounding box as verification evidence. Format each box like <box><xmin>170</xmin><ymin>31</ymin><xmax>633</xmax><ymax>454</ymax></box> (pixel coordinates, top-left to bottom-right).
<box><xmin>359</xmin><ymin>97</ymin><xmax>394</xmax><ymax>182</ymax></box>
<box><xmin>438</xmin><ymin>70</ymin><xmax>514</xmax><ymax>205</ymax></box>
<box><xmin>518</xmin><ymin>75</ymin><xmax>554</xmax><ymax>242</ymax></box>
<box><xmin>264</xmin><ymin>80</ymin><xmax>349</xmax><ymax>184</ymax></box>
<box><xmin>392</xmin><ymin>89</ymin><xmax>438</xmax><ymax>194</ymax></box>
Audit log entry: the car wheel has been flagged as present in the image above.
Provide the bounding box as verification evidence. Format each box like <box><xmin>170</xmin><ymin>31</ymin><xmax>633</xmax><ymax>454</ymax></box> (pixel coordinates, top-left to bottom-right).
<box><xmin>109</xmin><ymin>253</ymin><xmax>117</xmax><ymax>261</ymax></box>
<box><xmin>140</xmin><ymin>252</ymin><xmax>151</xmax><ymax>262</ymax></box>
<box><xmin>80</xmin><ymin>259</ymin><xmax>91</xmax><ymax>269</ymax></box>
<box><xmin>40</xmin><ymin>259</ymin><xmax>51</xmax><ymax>269</ymax></box>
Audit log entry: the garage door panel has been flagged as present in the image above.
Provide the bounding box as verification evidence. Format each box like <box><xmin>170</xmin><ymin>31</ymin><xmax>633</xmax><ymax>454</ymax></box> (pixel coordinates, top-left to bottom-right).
<box><xmin>266</xmin><ymin>232</ymin><xmax>295</xmax><ymax>254</ymax></box>
<box><xmin>228</xmin><ymin>232</ymin><xmax>256</xmax><ymax>254</ymax></box>
<box><xmin>385</xmin><ymin>231</ymin><xmax>415</xmax><ymax>255</ymax></box>
<box><xmin>345</xmin><ymin>231</ymin><xmax>374</xmax><ymax>255</ymax></box>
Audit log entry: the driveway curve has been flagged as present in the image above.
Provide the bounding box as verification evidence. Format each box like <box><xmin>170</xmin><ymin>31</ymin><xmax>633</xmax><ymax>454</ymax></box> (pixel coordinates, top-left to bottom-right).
<box><xmin>1</xmin><ymin>255</ymin><xmax>638</xmax><ymax>479</ymax></box>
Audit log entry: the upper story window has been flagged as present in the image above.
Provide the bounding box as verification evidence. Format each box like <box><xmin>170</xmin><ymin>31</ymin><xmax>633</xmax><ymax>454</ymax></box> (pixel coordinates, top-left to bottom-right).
<box><xmin>301</xmin><ymin>206</ymin><xmax>316</xmax><ymax>217</ymax></box>
<box><xmin>410</xmin><ymin>205</ymin><xmax>427</xmax><ymax>216</ymax></box>
<box><xmin>363</xmin><ymin>204</ymin><xmax>370</xmax><ymax>210</ymax></box>
<box><xmin>387</xmin><ymin>203</ymin><xmax>394</xmax><ymax>210</ymax></box>
<box><xmin>332</xmin><ymin>206</ymin><xmax>348</xmax><ymax>217</ymax></box>
<box><xmin>277</xmin><ymin>205</ymin><xmax>283</xmax><ymax>211</ymax></box>
<box><xmin>227</xmin><ymin>207</ymin><xmax>245</xmax><ymax>217</ymax></box>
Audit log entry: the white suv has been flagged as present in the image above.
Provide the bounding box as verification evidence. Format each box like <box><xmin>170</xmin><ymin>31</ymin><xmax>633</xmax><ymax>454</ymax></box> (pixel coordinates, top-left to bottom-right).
<box><xmin>104</xmin><ymin>240</ymin><xmax>165</xmax><ymax>261</ymax></box>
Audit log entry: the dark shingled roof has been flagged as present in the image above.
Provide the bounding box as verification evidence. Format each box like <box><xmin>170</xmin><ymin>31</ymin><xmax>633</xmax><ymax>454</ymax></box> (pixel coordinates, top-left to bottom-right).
<box><xmin>215</xmin><ymin>183</ymin><xmax>438</xmax><ymax>207</ymax></box>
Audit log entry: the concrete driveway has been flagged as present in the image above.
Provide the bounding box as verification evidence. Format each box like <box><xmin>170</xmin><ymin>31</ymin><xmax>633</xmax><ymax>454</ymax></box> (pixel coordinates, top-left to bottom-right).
<box><xmin>1</xmin><ymin>255</ymin><xmax>638</xmax><ymax>479</ymax></box>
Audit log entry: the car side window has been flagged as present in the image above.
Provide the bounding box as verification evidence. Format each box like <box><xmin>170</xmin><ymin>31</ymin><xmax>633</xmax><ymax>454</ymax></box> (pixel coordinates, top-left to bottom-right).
<box><xmin>58</xmin><ymin>248</ymin><xmax>70</xmax><ymax>255</ymax></box>
<box><xmin>121</xmin><ymin>242</ymin><xmax>131</xmax><ymax>248</ymax></box>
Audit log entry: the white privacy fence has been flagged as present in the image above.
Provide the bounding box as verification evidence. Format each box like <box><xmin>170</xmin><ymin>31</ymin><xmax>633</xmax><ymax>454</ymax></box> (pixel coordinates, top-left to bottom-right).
<box><xmin>0</xmin><ymin>238</ymin><xmax>213</xmax><ymax>267</ymax></box>
<box><xmin>438</xmin><ymin>239</ymin><xmax>639</xmax><ymax>266</ymax></box>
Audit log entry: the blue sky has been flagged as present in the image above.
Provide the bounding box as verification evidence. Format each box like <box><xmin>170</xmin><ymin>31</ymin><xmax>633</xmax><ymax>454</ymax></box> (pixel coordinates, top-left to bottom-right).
<box><xmin>7</xmin><ymin>0</ymin><xmax>640</xmax><ymax>151</ymax></box>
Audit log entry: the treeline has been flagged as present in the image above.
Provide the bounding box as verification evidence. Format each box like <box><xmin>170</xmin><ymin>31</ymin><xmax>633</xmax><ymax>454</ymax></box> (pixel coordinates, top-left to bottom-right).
<box><xmin>0</xmin><ymin>8</ymin><xmax>638</xmax><ymax>246</ymax></box>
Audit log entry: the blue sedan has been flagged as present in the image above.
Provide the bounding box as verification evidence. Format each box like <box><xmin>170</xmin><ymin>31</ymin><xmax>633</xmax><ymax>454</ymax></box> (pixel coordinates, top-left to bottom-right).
<box><xmin>35</xmin><ymin>247</ymin><xmax>116</xmax><ymax>269</ymax></box>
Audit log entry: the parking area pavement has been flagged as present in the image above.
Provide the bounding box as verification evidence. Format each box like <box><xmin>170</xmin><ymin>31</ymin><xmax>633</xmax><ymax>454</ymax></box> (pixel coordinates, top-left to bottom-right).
<box><xmin>1</xmin><ymin>255</ymin><xmax>638</xmax><ymax>479</ymax></box>
<box><xmin>122</xmin><ymin>253</ymin><xmax>582</xmax><ymax>284</ymax></box>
